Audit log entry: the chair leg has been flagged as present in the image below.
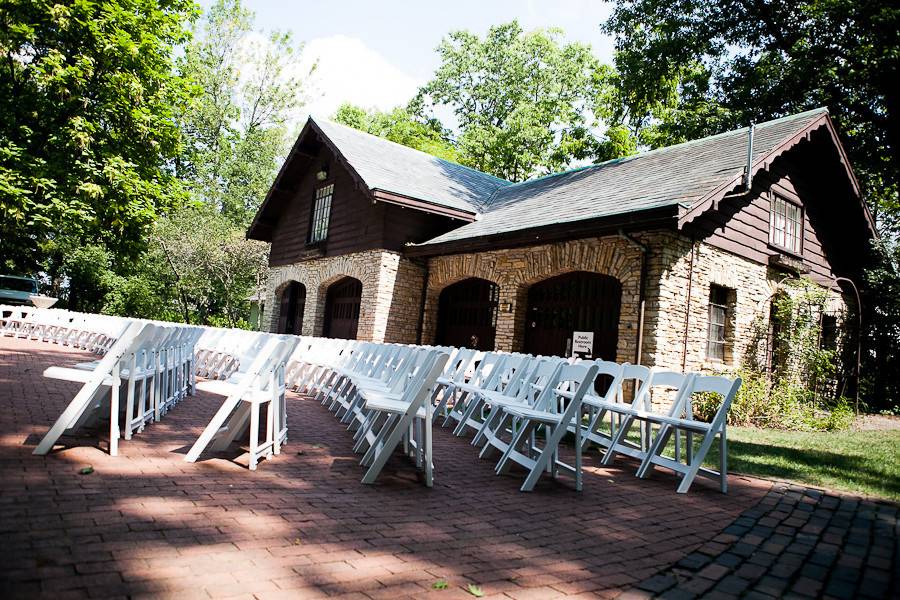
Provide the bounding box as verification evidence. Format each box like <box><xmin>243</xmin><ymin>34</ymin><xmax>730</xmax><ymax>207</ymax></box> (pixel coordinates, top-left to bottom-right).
<box><xmin>249</xmin><ymin>402</ymin><xmax>260</xmax><ymax>471</ymax></box>
<box><xmin>109</xmin><ymin>365</ymin><xmax>121</xmax><ymax>456</ymax></box>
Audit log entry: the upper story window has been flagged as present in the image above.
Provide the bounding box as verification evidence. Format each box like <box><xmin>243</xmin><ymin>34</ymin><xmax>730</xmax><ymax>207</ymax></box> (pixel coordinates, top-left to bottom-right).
<box><xmin>769</xmin><ymin>194</ymin><xmax>802</xmax><ymax>255</ymax></box>
<box><xmin>706</xmin><ymin>284</ymin><xmax>731</xmax><ymax>362</ymax></box>
<box><xmin>308</xmin><ymin>183</ymin><xmax>334</xmax><ymax>244</ymax></box>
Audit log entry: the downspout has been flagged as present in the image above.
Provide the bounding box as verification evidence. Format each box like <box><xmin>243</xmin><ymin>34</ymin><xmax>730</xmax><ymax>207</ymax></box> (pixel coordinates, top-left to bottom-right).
<box><xmin>681</xmin><ymin>238</ymin><xmax>697</xmax><ymax>372</ymax></box>
<box><xmin>618</xmin><ymin>230</ymin><xmax>648</xmax><ymax>365</ymax></box>
<box><xmin>415</xmin><ymin>257</ymin><xmax>429</xmax><ymax>345</ymax></box>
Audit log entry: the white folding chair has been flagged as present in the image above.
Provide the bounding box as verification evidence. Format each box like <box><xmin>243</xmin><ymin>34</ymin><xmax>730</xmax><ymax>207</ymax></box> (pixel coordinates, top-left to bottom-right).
<box><xmin>494</xmin><ymin>362</ymin><xmax>599</xmax><ymax>492</ymax></box>
<box><xmin>34</xmin><ymin>322</ymin><xmax>156</xmax><ymax>456</ymax></box>
<box><xmin>185</xmin><ymin>335</ymin><xmax>299</xmax><ymax>470</ymax></box>
<box><xmin>356</xmin><ymin>350</ymin><xmax>450</xmax><ymax>487</ymax></box>
<box><xmin>636</xmin><ymin>375</ymin><xmax>741</xmax><ymax>493</ymax></box>
<box><xmin>600</xmin><ymin>370</ymin><xmax>696</xmax><ymax>467</ymax></box>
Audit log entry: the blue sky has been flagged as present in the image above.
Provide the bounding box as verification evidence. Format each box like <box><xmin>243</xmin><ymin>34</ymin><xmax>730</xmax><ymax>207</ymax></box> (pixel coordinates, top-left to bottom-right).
<box><xmin>204</xmin><ymin>1</ymin><xmax>616</xmax><ymax>119</ymax></box>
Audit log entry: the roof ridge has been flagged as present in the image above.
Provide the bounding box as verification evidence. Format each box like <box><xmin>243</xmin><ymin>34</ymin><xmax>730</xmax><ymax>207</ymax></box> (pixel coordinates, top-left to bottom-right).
<box><xmin>312</xmin><ymin>116</ymin><xmax>512</xmax><ymax>186</ymax></box>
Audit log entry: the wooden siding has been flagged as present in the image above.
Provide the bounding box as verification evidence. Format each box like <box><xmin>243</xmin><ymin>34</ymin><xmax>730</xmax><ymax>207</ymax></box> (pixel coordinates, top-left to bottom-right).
<box><xmin>685</xmin><ymin>137</ymin><xmax>869</xmax><ymax>285</ymax></box>
<box><xmin>268</xmin><ymin>141</ymin><xmax>464</xmax><ymax>266</ymax></box>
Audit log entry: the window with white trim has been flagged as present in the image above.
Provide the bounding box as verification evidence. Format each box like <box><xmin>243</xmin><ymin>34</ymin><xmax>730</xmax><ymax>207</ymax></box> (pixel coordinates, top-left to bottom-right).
<box><xmin>706</xmin><ymin>285</ymin><xmax>730</xmax><ymax>362</ymax></box>
<box><xmin>769</xmin><ymin>194</ymin><xmax>802</xmax><ymax>254</ymax></box>
<box><xmin>308</xmin><ymin>183</ymin><xmax>334</xmax><ymax>243</ymax></box>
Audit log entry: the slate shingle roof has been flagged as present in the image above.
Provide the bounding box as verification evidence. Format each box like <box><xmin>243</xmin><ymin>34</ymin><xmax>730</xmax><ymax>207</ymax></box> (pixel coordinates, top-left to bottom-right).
<box><xmin>417</xmin><ymin>108</ymin><xmax>830</xmax><ymax>246</ymax></box>
<box><xmin>313</xmin><ymin>118</ymin><xmax>510</xmax><ymax>214</ymax></box>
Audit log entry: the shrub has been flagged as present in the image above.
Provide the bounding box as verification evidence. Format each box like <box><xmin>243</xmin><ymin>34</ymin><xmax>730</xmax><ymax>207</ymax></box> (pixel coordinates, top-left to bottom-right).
<box><xmin>693</xmin><ymin>370</ymin><xmax>855</xmax><ymax>432</ymax></box>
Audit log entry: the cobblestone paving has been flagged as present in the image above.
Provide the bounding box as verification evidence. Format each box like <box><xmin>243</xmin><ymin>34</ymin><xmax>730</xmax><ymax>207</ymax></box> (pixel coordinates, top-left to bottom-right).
<box><xmin>628</xmin><ymin>482</ymin><xmax>898</xmax><ymax>599</ymax></box>
<box><xmin>0</xmin><ymin>337</ymin><xmax>896</xmax><ymax>599</ymax></box>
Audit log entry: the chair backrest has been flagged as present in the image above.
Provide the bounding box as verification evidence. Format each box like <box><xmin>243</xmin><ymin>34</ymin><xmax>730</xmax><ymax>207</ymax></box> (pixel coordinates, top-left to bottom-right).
<box><xmin>442</xmin><ymin>347</ymin><xmax>477</xmax><ymax>381</ymax></box>
<box><xmin>542</xmin><ymin>362</ymin><xmax>600</xmax><ymax>415</ymax></box>
<box><xmin>617</xmin><ymin>364</ymin><xmax>653</xmax><ymax>406</ymax></box>
<box><xmin>396</xmin><ymin>350</ymin><xmax>451</xmax><ymax>416</ymax></box>
<box><xmin>682</xmin><ymin>375</ymin><xmax>742</xmax><ymax>426</ymax></box>
<box><xmin>585</xmin><ymin>360</ymin><xmax>626</xmax><ymax>403</ymax></box>
<box><xmin>636</xmin><ymin>369</ymin><xmax>696</xmax><ymax>415</ymax></box>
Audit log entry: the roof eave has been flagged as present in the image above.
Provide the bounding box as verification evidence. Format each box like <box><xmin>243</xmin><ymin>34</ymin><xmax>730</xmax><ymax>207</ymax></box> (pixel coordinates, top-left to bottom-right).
<box><xmin>677</xmin><ymin>112</ymin><xmax>878</xmax><ymax>239</ymax></box>
<box><xmin>372</xmin><ymin>189</ymin><xmax>478</xmax><ymax>221</ymax></box>
<box><xmin>405</xmin><ymin>205</ymin><xmax>679</xmax><ymax>257</ymax></box>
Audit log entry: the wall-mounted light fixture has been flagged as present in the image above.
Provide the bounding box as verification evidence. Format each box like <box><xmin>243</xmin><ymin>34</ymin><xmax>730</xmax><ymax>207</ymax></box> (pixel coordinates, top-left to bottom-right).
<box><xmin>499</xmin><ymin>302</ymin><xmax>513</xmax><ymax>313</ymax></box>
<box><xmin>315</xmin><ymin>165</ymin><xmax>329</xmax><ymax>181</ymax></box>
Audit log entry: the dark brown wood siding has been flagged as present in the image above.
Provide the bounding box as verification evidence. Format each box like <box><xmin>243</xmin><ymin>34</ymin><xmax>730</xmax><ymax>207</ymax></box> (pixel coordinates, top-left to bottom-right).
<box><xmin>267</xmin><ymin>143</ymin><xmax>465</xmax><ymax>266</ymax></box>
<box><xmin>684</xmin><ymin>135</ymin><xmax>869</xmax><ymax>285</ymax></box>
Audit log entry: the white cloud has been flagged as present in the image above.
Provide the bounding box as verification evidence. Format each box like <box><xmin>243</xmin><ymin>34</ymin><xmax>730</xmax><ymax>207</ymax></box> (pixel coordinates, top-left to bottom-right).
<box><xmin>295</xmin><ymin>35</ymin><xmax>421</xmax><ymax>121</ymax></box>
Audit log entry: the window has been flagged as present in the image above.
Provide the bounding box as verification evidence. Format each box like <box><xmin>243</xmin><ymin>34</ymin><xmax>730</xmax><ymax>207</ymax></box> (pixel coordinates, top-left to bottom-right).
<box><xmin>769</xmin><ymin>194</ymin><xmax>802</xmax><ymax>254</ymax></box>
<box><xmin>308</xmin><ymin>183</ymin><xmax>334</xmax><ymax>243</ymax></box>
<box><xmin>706</xmin><ymin>285</ymin><xmax>730</xmax><ymax>362</ymax></box>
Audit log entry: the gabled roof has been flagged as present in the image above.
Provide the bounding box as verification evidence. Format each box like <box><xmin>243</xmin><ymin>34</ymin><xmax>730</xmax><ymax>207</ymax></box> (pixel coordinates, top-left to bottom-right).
<box><xmin>313</xmin><ymin>119</ymin><xmax>511</xmax><ymax>214</ymax></box>
<box><xmin>415</xmin><ymin>108</ymin><xmax>875</xmax><ymax>248</ymax></box>
<box><xmin>247</xmin><ymin>117</ymin><xmax>511</xmax><ymax>240</ymax></box>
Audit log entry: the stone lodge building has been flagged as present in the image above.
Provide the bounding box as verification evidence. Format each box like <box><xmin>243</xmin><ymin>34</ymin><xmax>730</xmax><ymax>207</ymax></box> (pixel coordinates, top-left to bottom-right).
<box><xmin>247</xmin><ymin>108</ymin><xmax>876</xmax><ymax>373</ymax></box>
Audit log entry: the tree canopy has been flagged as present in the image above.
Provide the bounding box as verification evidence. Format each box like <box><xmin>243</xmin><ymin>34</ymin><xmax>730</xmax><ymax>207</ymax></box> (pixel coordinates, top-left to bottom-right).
<box><xmin>176</xmin><ymin>0</ymin><xmax>310</xmax><ymax>226</ymax></box>
<box><xmin>333</xmin><ymin>104</ymin><xmax>458</xmax><ymax>163</ymax></box>
<box><xmin>412</xmin><ymin>21</ymin><xmax>618</xmax><ymax>182</ymax></box>
<box><xmin>0</xmin><ymin>0</ymin><xmax>197</xmax><ymax>273</ymax></box>
<box><xmin>602</xmin><ymin>0</ymin><xmax>900</xmax><ymax>234</ymax></box>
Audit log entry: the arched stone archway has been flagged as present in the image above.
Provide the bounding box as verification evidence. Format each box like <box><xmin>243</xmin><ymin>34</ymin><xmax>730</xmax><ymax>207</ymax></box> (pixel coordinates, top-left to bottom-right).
<box><xmin>323</xmin><ymin>276</ymin><xmax>363</xmax><ymax>340</ymax></box>
<box><xmin>521</xmin><ymin>271</ymin><xmax>622</xmax><ymax>360</ymax></box>
<box><xmin>423</xmin><ymin>236</ymin><xmax>643</xmax><ymax>359</ymax></box>
<box><xmin>434</xmin><ymin>277</ymin><xmax>499</xmax><ymax>350</ymax></box>
<box><xmin>273</xmin><ymin>280</ymin><xmax>306</xmax><ymax>335</ymax></box>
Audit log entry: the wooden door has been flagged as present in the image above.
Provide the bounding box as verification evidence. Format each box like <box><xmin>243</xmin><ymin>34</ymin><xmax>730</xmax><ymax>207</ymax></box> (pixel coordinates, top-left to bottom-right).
<box><xmin>324</xmin><ymin>277</ymin><xmax>362</xmax><ymax>340</ymax></box>
<box><xmin>524</xmin><ymin>271</ymin><xmax>621</xmax><ymax>360</ymax></box>
<box><xmin>436</xmin><ymin>278</ymin><xmax>498</xmax><ymax>350</ymax></box>
<box><xmin>277</xmin><ymin>281</ymin><xmax>305</xmax><ymax>335</ymax></box>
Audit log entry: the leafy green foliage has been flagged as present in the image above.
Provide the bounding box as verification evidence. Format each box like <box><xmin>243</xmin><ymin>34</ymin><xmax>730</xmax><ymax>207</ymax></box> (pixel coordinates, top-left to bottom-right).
<box><xmin>603</xmin><ymin>0</ymin><xmax>900</xmax><ymax>234</ymax></box>
<box><xmin>412</xmin><ymin>21</ymin><xmax>628</xmax><ymax>182</ymax></box>
<box><xmin>333</xmin><ymin>104</ymin><xmax>459</xmax><ymax>162</ymax></box>
<box><xmin>150</xmin><ymin>204</ymin><xmax>268</xmax><ymax>326</ymax></box>
<box><xmin>0</xmin><ymin>0</ymin><xmax>198</xmax><ymax>272</ymax></box>
<box><xmin>863</xmin><ymin>240</ymin><xmax>900</xmax><ymax>411</ymax></box>
<box><xmin>176</xmin><ymin>0</ymin><xmax>310</xmax><ymax>226</ymax></box>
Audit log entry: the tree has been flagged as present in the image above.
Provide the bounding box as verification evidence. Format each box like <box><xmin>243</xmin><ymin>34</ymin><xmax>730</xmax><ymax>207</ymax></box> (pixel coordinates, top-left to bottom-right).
<box><xmin>603</xmin><ymin>0</ymin><xmax>900</xmax><ymax>234</ymax></box>
<box><xmin>176</xmin><ymin>0</ymin><xmax>311</xmax><ymax>226</ymax></box>
<box><xmin>333</xmin><ymin>104</ymin><xmax>459</xmax><ymax>162</ymax></box>
<box><xmin>151</xmin><ymin>204</ymin><xmax>269</xmax><ymax>326</ymax></box>
<box><xmin>0</xmin><ymin>0</ymin><xmax>197</xmax><ymax>273</ymax></box>
<box><xmin>412</xmin><ymin>21</ymin><xmax>617</xmax><ymax>182</ymax></box>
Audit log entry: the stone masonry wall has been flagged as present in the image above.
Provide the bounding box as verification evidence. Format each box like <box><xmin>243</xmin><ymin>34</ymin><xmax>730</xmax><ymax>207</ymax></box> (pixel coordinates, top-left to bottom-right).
<box><xmin>263</xmin><ymin>249</ymin><xmax>425</xmax><ymax>344</ymax></box>
<box><xmin>423</xmin><ymin>235</ymin><xmax>646</xmax><ymax>364</ymax></box>
<box><xmin>641</xmin><ymin>231</ymin><xmax>848</xmax><ymax>374</ymax></box>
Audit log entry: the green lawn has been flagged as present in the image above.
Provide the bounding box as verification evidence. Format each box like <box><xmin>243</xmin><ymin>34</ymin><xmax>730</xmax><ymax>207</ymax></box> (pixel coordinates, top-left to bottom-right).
<box><xmin>714</xmin><ymin>426</ymin><xmax>900</xmax><ymax>501</ymax></box>
<box><xmin>593</xmin><ymin>421</ymin><xmax>900</xmax><ymax>500</ymax></box>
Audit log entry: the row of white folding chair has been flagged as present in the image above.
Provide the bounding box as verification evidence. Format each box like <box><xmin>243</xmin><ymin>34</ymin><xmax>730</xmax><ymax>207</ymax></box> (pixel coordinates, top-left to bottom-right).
<box><xmin>313</xmin><ymin>343</ymin><xmax>453</xmax><ymax>485</ymax></box>
<box><xmin>435</xmin><ymin>352</ymin><xmax>739</xmax><ymax>493</ymax></box>
<box><xmin>286</xmin><ymin>338</ymin><xmax>358</xmax><ymax>394</ymax></box>
<box><xmin>68</xmin><ymin>322</ymin><xmax>203</xmax><ymax>441</ymax></box>
<box><xmin>335</xmin><ymin>345</ymin><xmax>450</xmax><ymax>485</ymax></box>
<box><xmin>35</xmin><ymin>321</ymin><xmax>164</xmax><ymax>455</ymax></box>
<box><xmin>187</xmin><ymin>334</ymin><xmax>300</xmax><ymax>470</ymax></box>
<box><xmin>0</xmin><ymin>307</ymin><xmax>124</xmax><ymax>353</ymax></box>
<box><xmin>195</xmin><ymin>328</ymin><xmax>266</xmax><ymax>380</ymax></box>
<box><xmin>0</xmin><ymin>305</ymin><xmax>36</xmax><ymax>335</ymax></box>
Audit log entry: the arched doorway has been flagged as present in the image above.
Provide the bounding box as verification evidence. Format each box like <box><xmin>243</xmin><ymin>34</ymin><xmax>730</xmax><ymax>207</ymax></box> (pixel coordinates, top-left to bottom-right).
<box><xmin>435</xmin><ymin>278</ymin><xmax>499</xmax><ymax>350</ymax></box>
<box><xmin>524</xmin><ymin>271</ymin><xmax>621</xmax><ymax>360</ymax></box>
<box><xmin>324</xmin><ymin>276</ymin><xmax>362</xmax><ymax>339</ymax></box>
<box><xmin>277</xmin><ymin>281</ymin><xmax>306</xmax><ymax>335</ymax></box>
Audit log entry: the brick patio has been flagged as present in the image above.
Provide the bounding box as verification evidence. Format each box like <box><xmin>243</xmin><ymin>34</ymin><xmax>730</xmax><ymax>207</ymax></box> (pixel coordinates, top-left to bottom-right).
<box><xmin>0</xmin><ymin>337</ymin><xmax>895</xmax><ymax>599</ymax></box>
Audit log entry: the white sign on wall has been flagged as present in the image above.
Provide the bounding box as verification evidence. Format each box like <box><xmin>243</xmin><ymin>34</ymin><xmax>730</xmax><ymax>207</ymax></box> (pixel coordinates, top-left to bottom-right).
<box><xmin>572</xmin><ymin>331</ymin><xmax>594</xmax><ymax>358</ymax></box>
